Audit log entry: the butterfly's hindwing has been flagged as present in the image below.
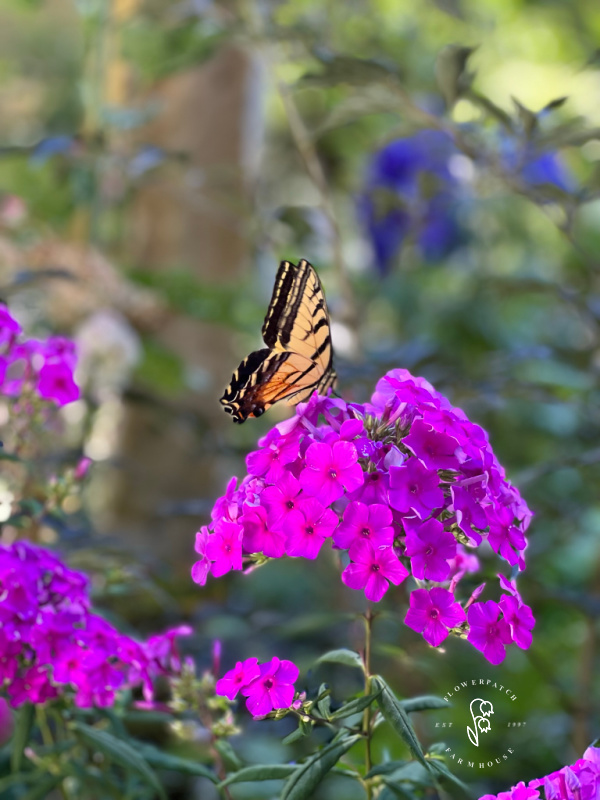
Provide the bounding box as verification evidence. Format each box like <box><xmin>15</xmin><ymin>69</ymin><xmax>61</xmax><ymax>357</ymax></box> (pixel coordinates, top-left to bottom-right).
<box><xmin>221</xmin><ymin>259</ymin><xmax>336</xmax><ymax>423</ymax></box>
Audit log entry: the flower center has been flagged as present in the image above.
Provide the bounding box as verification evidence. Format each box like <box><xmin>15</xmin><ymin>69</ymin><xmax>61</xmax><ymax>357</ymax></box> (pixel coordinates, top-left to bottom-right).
<box><xmin>305</xmin><ymin>526</ymin><xmax>314</xmax><ymax>535</ymax></box>
<box><xmin>264</xmin><ymin>677</ymin><xmax>274</xmax><ymax>689</ymax></box>
<box><xmin>286</xmin><ymin>500</ymin><xmax>295</xmax><ymax>509</ymax></box>
<box><xmin>488</xmin><ymin>625</ymin><xmax>498</xmax><ymax>637</ymax></box>
<box><xmin>425</xmin><ymin>546</ymin><xmax>434</xmax><ymax>556</ymax></box>
<box><xmin>429</xmin><ymin>608</ymin><xmax>439</xmax><ymax>619</ymax></box>
<box><xmin>370</xmin><ymin>473</ymin><xmax>379</xmax><ymax>482</ymax></box>
<box><xmin>224</xmin><ymin>544</ymin><xmax>232</xmax><ymax>553</ymax></box>
<box><xmin>329</xmin><ymin>469</ymin><xmax>337</xmax><ymax>479</ymax></box>
<box><xmin>371</xmin><ymin>563</ymin><xmax>380</xmax><ymax>572</ymax></box>
<box><xmin>409</xmin><ymin>484</ymin><xmax>418</xmax><ymax>494</ymax></box>
<box><xmin>361</xmin><ymin>527</ymin><xmax>371</xmax><ymax>537</ymax></box>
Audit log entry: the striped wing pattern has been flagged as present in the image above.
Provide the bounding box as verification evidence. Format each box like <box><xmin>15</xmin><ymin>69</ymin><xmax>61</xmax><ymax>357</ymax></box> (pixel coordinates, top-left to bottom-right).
<box><xmin>220</xmin><ymin>259</ymin><xmax>336</xmax><ymax>423</ymax></box>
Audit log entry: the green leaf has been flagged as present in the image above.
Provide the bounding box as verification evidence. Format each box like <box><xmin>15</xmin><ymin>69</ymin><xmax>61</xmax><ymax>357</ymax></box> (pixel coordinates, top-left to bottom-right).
<box><xmin>213</xmin><ymin>738</ymin><xmax>243</xmax><ymax>771</ymax></box>
<box><xmin>316</xmin><ymin>684</ymin><xmax>332</xmax><ymax>718</ymax></box>
<box><xmin>315</xmin><ymin>649</ymin><xmax>365</xmax><ymax>671</ymax></box>
<box><xmin>219</xmin><ymin>764</ymin><xmax>298</xmax><ymax>787</ymax></box>
<box><xmin>281</xmin><ymin>734</ymin><xmax>360</xmax><ymax>800</ymax></box>
<box><xmin>0</xmin><ymin>449</ymin><xmax>20</xmax><ymax>461</ymax></box>
<box><xmin>135</xmin><ymin>741</ymin><xmax>217</xmax><ymax>782</ymax></box>
<box><xmin>365</xmin><ymin>760</ymin><xmax>408</xmax><ymax>779</ymax></box>
<box><xmin>379</xmin><ymin>783</ymin><xmax>416</xmax><ymax>800</ymax></box>
<box><xmin>400</xmin><ymin>696</ymin><xmax>450</xmax><ymax>713</ymax></box>
<box><xmin>330</xmin><ymin>691</ymin><xmax>381</xmax><ymax>720</ymax></box>
<box><xmin>71</xmin><ymin>722</ymin><xmax>166</xmax><ymax>800</ymax></box>
<box><xmin>21</xmin><ymin>774</ymin><xmax>65</xmax><ymax>800</ymax></box>
<box><xmin>428</xmin><ymin>759</ymin><xmax>474</xmax><ymax>797</ymax></box>
<box><xmin>0</xmin><ymin>771</ymin><xmax>41</xmax><ymax>794</ymax></box>
<box><xmin>434</xmin><ymin>44</ymin><xmax>476</xmax><ymax>107</ymax></box>
<box><xmin>11</xmin><ymin>702</ymin><xmax>35</xmax><ymax>772</ymax></box>
<box><xmin>372</xmin><ymin>677</ymin><xmax>428</xmax><ymax>768</ymax></box>
<box><xmin>282</xmin><ymin>719</ymin><xmax>312</xmax><ymax>745</ymax></box>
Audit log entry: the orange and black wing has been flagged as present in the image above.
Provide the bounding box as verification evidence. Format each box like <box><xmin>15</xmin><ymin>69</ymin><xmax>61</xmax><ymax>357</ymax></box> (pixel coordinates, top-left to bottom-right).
<box><xmin>220</xmin><ymin>259</ymin><xmax>336</xmax><ymax>423</ymax></box>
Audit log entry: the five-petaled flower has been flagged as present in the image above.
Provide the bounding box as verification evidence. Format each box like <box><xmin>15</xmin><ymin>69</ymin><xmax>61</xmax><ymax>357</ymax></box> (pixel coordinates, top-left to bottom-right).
<box><xmin>404</xmin><ymin>587</ymin><xmax>466</xmax><ymax>646</ymax></box>
<box><xmin>342</xmin><ymin>540</ymin><xmax>408</xmax><ymax>602</ymax></box>
<box><xmin>241</xmin><ymin>657</ymin><xmax>299</xmax><ymax>717</ymax></box>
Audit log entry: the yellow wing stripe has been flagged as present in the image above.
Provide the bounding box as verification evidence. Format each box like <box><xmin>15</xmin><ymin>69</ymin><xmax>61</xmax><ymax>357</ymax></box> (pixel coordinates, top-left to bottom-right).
<box><xmin>221</xmin><ymin>259</ymin><xmax>336</xmax><ymax>423</ymax></box>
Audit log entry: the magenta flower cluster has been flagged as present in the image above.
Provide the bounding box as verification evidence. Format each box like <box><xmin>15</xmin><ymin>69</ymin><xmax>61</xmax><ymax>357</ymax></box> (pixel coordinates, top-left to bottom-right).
<box><xmin>193</xmin><ymin>369</ymin><xmax>535</xmax><ymax>664</ymax></box>
<box><xmin>0</xmin><ymin>303</ymin><xmax>79</xmax><ymax>406</ymax></box>
<box><xmin>480</xmin><ymin>745</ymin><xmax>600</xmax><ymax>800</ymax></box>
<box><xmin>215</xmin><ymin>656</ymin><xmax>299</xmax><ymax>718</ymax></box>
<box><xmin>0</xmin><ymin>540</ymin><xmax>190</xmax><ymax>707</ymax></box>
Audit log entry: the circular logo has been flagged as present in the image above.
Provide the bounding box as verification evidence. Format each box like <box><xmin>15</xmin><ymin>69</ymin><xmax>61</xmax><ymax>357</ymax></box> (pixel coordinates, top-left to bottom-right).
<box><xmin>431</xmin><ymin>677</ymin><xmax>529</xmax><ymax>772</ymax></box>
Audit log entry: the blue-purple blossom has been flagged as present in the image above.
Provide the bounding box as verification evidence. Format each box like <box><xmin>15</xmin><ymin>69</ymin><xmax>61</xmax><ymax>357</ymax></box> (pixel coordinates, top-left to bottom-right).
<box><xmin>360</xmin><ymin>129</ymin><xmax>573</xmax><ymax>274</ymax></box>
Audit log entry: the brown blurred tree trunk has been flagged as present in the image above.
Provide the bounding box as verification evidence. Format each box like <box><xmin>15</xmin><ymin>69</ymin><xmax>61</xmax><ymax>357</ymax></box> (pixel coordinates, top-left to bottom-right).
<box><xmin>101</xmin><ymin>5</ymin><xmax>259</xmax><ymax>568</ymax></box>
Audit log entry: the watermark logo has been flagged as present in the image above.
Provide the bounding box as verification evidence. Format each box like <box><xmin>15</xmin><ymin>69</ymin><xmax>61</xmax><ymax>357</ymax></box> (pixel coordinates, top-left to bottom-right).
<box><xmin>432</xmin><ymin>678</ymin><xmax>529</xmax><ymax>771</ymax></box>
<box><xmin>467</xmin><ymin>698</ymin><xmax>494</xmax><ymax>746</ymax></box>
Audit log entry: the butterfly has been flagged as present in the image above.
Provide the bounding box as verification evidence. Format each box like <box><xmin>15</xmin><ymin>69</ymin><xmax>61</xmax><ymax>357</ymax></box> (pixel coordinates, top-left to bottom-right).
<box><xmin>220</xmin><ymin>259</ymin><xmax>336</xmax><ymax>423</ymax></box>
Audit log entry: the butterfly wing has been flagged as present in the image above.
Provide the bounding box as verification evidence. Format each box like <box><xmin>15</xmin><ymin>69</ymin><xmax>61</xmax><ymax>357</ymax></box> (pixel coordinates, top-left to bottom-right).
<box><xmin>220</xmin><ymin>259</ymin><xmax>336</xmax><ymax>423</ymax></box>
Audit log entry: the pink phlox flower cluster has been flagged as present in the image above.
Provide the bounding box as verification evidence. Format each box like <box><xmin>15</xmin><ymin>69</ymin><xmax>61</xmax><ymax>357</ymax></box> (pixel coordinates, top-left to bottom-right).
<box><xmin>0</xmin><ymin>303</ymin><xmax>79</xmax><ymax>406</ymax></box>
<box><xmin>0</xmin><ymin>541</ymin><xmax>190</xmax><ymax>707</ymax></box>
<box><xmin>215</xmin><ymin>656</ymin><xmax>299</xmax><ymax>718</ymax></box>
<box><xmin>479</xmin><ymin>745</ymin><xmax>600</xmax><ymax>800</ymax></box>
<box><xmin>193</xmin><ymin>369</ymin><xmax>535</xmax><ymax>664</ymax></box>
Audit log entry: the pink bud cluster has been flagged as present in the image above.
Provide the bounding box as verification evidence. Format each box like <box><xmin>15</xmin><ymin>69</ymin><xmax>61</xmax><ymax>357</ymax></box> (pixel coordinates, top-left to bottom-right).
<box><xmin>0</xmin><ymin>303</ymin><xmax>79</xmax><ymax>406</ymax></box>
<box><xmin>0</xmin><ymin>540</ymin><xmax>190</xmax><ymax>707</ymax></box>
<box><xmin>480</xmin><ymin>745</ymin><xmax>600</xmax><ymax>800</ymax></box>
<box><xmin>215</xmin><ymin>656</ymin><xmax>299</xmax><ymax>718</ymax></box>
<box><xmin>192</xmin><ymin>369</ymin><xmax>535</xmax><ymax>664</ymax></box>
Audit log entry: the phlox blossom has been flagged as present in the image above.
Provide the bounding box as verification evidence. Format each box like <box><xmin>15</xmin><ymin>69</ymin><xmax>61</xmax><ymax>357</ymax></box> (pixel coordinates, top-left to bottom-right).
<box><xmin>215</xmin><ymin>658</ymin><xmax>260</xmax><ymax>700</ymax></box>
<box><xmin>334</xmin><ymin>501</ymin><xmax>394</xmax><ymax>550</ymax></box>
<box><xmin>405</xmin><ymin>587</ymin><xmax>466</xmax><ymax>646</ymax></box>
<box><xmin>467</xmin><ymin>600</ymin><xmax>513</xmax><ymax>665</ymax></box>
<box><xmin>299</xmin><ymin>439</ymin><xmax>363</xmax><ymax>506</ymax></box>
<box><xmin>342</xmin><ymin>540</ymin><xmax>408</xmax><ymax>602</ymax></box>
<box><xmin>241</xmin><ymin>657</ymin><xmax>299</xmax><ymax>717</ymax></box>
<box><xmin>282</xmin><ymin>497</ymin><xmax>338</xmax><ymax>559</ymax></box>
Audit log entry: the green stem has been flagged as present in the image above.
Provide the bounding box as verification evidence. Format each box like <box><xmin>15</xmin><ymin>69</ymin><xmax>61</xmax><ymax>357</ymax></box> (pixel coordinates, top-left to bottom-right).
<box><xmin>362</xmin><ymin>608</ymin><xmax>374</xmax><ymax>800</ymax></box>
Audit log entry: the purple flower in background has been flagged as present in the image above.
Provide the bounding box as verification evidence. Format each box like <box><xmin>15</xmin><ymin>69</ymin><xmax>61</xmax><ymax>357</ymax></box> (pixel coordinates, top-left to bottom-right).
<box><xmin>215</xmin><ymin>658</ymin><xmax>260</xmax><ymax>700</ymax></box>
<box><xmin>300</xmin><ymin>440</ymin><xmax>363</xmax><ymax>505</ymax></box>
<box><xmin>0</xmin><ymin>306</ymin><xmax>80</xmax><ymax>406</ymax></box>
<box><xmin>389</xmin><ymin>459</ymin><xmax>444</xmax><ymax>518</ymax></box>
<box><xmin>241</xmin><ymin>657</ymin><xmax>299</xmax><ymax>717</ymax></box>
<box><xmin>342</xmin><ymin>540</ymin><xmax>408</xmax><ymax>602</ymax></box>
<box><xmin>334</xmin><ymin>501</ymin><xmax>394</xmax><ymax>549</ymax></box>
<box><xmin>0</xmin><ymin>304</ymin><xmax>21</xmax><ymax>343</ymax></box>
<box><xmin>405</xmin><ymin>587</ymin><xmax>466</xmax><ymax>646</ymax></box>
<box><xmin>0</xmin><ymin>541</ymin><xmax>190</xmax><ymax>709</ymax></box>
<box><xmin>404</xmin><ymin>518</ymin><xmax>456</xmax><ymax>581</ymax></box>
<box><xmin>37</xmin><ymin>361</ymin><xmax>80</xmax><ymax>406</ymax></box>
<box><xmin>467</xmin><ymin>600</ymin><xmax>513</xmax><ymax>665</ymax></box>
<box><xmin>283</xmin><ymin>497</ymin><xmax>338</xmax><ymax>559</ymax></box>
<box><xmin>359</xmin><ymin>130</ymin><xmax>465</xmax><ymax>273</ymax></box>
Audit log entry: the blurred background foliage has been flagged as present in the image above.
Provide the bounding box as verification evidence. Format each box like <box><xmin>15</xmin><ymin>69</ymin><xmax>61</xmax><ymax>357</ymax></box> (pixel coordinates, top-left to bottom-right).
<box><xmin>1</xmin><ymin>0</ymin><xmax>600</xmax><ymax>797</ymax></box>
